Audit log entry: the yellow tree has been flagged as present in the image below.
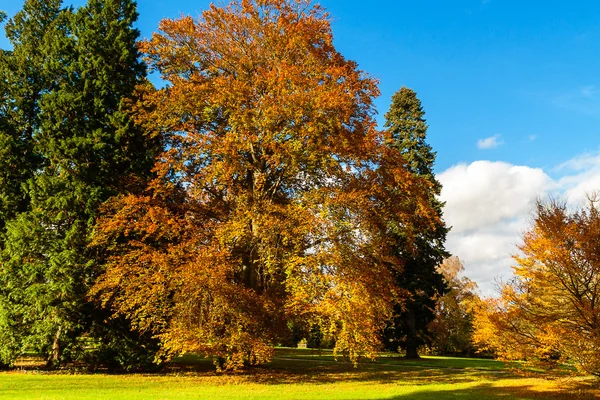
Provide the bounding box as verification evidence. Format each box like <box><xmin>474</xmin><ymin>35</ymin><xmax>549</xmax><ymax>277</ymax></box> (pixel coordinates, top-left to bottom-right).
<box><xmin>428</xmin><ymin>257</ymin><xmax>478</xmax><ymax>356</ymax></box>
<box><xmin>91</xmin><ymin>0</ymin><xmax>437</xmax><ymax>370</ymax></box>
<box><xmin>473</xmin><ymin>197</ymin><xmax>600</xmax><ymax>375</ymax></box>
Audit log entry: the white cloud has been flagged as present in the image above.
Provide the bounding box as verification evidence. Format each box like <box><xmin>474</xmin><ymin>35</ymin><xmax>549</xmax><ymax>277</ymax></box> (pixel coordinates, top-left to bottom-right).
<box><xmin>438</xmin><ymin>154</ymin><xmax>600</xmax><ymax>296</ymax></box>
<box><xmin>438</xmin><ymin>161</ymin><xmax>550</xmax><ymax>295</ymax></box>
<box><xmin>477</xmin><ymin>134</ymin><xmax>503</xmax><ymax>150</ymax></box>
<box><xmin>439</xmin><ymin>161</ymin><xmax>550</xmax><ymax>233</ymax></box>
<box><xmin>555</xmin><ymin>153</ymin><xmax>600</xmax><ymax>204</ymax></box>
<box><xmin>445</xmin><ymin>226</ymin><xmax>523</xmax><ymax>293</ymax></box>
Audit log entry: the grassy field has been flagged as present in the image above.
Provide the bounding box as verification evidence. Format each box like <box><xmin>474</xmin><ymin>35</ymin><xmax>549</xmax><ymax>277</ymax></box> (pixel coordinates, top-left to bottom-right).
<box><xmin>1</xmin><ymin>349</ymin><xmax>598</xmax><ymax>399</ymax></box>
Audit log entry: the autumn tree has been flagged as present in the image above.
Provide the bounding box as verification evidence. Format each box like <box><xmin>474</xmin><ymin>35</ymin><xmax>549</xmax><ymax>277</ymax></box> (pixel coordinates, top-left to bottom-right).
<box><xmin>428</xmin><ymin>256</ymin><xmax>478</xmax><ymax>356</ymax></box>
<box><xmin>473</xmin><ymin>197</ymin><xmax>600</xmax><ymax>375</ymax></box>
<box><xmin>0</xmin><ymin>0</ymin><xmax>158</xmax><ymax>368</ymax></box>
<box><xmin>382</xmin><ymin>87</ymin><xmax>448</xmax><ymax>358</ymax></box>
<box><xmin>92</xmin><ymin>0</ymin><xmax>438</xmax><ymax>370</ymax></box>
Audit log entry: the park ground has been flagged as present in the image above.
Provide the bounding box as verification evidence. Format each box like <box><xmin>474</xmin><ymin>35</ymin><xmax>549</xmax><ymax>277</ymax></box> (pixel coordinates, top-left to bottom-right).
<box><xmin>0</xmin><ymin>349</ymin><xmax>599</xmax><ymax>399</ymax></box>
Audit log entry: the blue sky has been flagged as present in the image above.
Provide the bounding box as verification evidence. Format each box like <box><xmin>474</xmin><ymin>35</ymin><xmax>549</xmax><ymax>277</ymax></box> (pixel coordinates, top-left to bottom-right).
<box><xmin>3</xmin><ymin>0</ymin><xmax>598</xmax><ymax>170</ymax></box>
<box><xmin>3</xmin><ymin>0</ymin><xmax>600</xmax><ymax>293</ymax></box>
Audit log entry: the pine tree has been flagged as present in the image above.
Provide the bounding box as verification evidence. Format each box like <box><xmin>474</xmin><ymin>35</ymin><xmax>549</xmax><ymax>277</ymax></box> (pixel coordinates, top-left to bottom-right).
<box><xmin>0</xmin><ymin>0</ymin><xmax>158</xmax><ymax>368</ymax></box>
<box><xmin>383</xmin><ymin>87</ymin><xmax>449</xmax><ymax>358</ymax></box>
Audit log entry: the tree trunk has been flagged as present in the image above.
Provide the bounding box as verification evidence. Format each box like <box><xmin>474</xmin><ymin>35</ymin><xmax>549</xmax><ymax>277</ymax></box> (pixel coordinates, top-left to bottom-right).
<box><xmin>242</xmin><ymin>168</ymin><xmax>263</xmax><ymax>291</ymax></box>
<box><xmin>404</xmin><ymin>311</ymin><xmax>421</xmax><ymax>359</ymax></box>
<box><xmin>47</xmin><ymin>326</ymin><xmax>62</xmax><ymax>368</ymax></box>
<box><xmin>405</xmin><ymin>345</ymin><xmax>420</xmax><ymax>359</ymax></box>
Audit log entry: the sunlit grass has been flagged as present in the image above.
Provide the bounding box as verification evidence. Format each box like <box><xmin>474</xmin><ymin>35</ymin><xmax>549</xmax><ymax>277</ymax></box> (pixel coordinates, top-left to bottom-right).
<box><xmin>1</xmin><ymin>349</ymin><xmax>597</xmax><ymax>399</ymax></box>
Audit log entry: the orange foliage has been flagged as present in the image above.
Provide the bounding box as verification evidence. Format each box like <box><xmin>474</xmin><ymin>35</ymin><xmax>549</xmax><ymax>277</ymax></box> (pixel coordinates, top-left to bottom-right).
<box><xmin>428</xmin><ymin>257</ymin><xmax>479</xmax><ymax>355</ymax></box>
<box><xmin>473</xmin><ymin>197</ymin><xmax>600</xmax><ymax>375</ymax></box>
<box><xmin>91</xmin><ymin>0</ymin><xmax>437</xmax><ymax>370</ymax></box>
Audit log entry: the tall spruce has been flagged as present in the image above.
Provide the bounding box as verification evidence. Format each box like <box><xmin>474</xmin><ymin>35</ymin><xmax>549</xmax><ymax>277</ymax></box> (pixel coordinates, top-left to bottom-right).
<box><xmin>383</xmin><ymin>87</ymin><xmax>449</xmax><ymax>358</ymax></box>
<box><xmin>0</xmin><ymin>0</ymin><xmax>158</xmax><ymax>368</ymax></box>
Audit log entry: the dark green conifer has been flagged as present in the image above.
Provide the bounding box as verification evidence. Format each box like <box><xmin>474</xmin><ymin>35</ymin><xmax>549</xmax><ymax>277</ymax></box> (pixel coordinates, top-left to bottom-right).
<box><xmin>0</xmin><ymin>1</ymin><xmax>64</xmax><ymax>365</ymax></box>
<box><xmin>0</xmin><ymin>0</ymin><xmax>60</xmax><ymax>233</ymax></box>
<box><xmin>0</xmin><ymin>0</ymin><xmax>159</xmax><ymax>368</ymax></box>
<box><xmin>383</xmin><ymin>87</ymin><xmax>449</xmax><ymax>359</ymax></box>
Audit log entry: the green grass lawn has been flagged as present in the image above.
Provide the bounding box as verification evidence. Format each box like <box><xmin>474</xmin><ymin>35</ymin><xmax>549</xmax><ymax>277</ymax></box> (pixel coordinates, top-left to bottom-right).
<box><xmin>1</xmin><ymin>349</ymin><xmax>598</xmax><ymax>400</ymax></box>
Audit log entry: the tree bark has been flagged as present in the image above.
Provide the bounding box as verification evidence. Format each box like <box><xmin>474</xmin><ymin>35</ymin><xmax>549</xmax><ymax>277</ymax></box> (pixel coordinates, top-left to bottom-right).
<box><xmin>404</xmin><ymin>311</ymin><xmax>421</xmax><ymax>359</ymax></box>
<box><xmin>47</xmin><ymin>326</ymin><xmax>62</xmax><ymax>368</ymax></box>
<box><xmin>242</xmin><ymin>168</ymin><xmax>262</xmax><ymax>291</ymax></box>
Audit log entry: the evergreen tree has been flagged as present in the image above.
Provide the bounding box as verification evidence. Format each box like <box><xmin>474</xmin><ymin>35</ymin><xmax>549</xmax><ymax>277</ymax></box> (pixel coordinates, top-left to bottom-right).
<box><xmin>0</xmin><ymin>0</ymin><xmax>159</xmax><ymax>368</ymax></box>
<box><xmin>0</xmin><ymin>0</ymin><xmax>60</xmax><ymax>233</ymax></box>
<box><xmin>383</xmin><ymin>87</ymin><xmax>449</xmax><ymax>358</ymax></box>
<box><xmin>0</xmin><ymin>0</ymin><xmax>64</xmax><ymax>365</ymax></box>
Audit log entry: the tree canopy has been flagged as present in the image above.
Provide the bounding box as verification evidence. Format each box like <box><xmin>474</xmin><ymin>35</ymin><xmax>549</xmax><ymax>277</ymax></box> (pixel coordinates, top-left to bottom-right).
<box><xmin>474</xmin><ymin>197</ymin><xmax>600</xmax><ymax>375</ymax></box>
<box><xmin>428</xmin><ymin>256</ymin><xmax>478</xmax><ymax>356</ymax></box>
<box><xmin>91</xmin><ymin>0</ymin><xmax>439</xmax><ymax>370</ymax></box>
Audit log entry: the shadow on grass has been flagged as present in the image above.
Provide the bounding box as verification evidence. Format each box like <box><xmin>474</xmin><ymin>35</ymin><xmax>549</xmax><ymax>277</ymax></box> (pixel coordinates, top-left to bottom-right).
<box><xmin>355</xmin><ymin>381</ymin><xmax>600</xmax><ymax>400</ymax></box>
<box><xmin>164</xmin><ymin>352</ymin><xmax>569</xmax><ymax>384</ymax></box>
<box><xmin>222</xmin><ymin>356</ymin><xmax>600</xmax><ymax>399</ymax></box>
<box><xmin>195</xmin><ymin>356</ymin><xmax>489</xmax><ymax>385</ymax></box>
<box><xmin>250</xmin><ymin>363</ymin><xmax>504</xmax><ymax>385</ymax></box>
<box><xmin>7</xmin><ymin>353</ymin><xmax>600</xmax><ymax>399</ymax></box>
<box><xmin>11</xmin><ymin>350</ymin><xmax>600</xmax><ymax>400</ymax></box>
